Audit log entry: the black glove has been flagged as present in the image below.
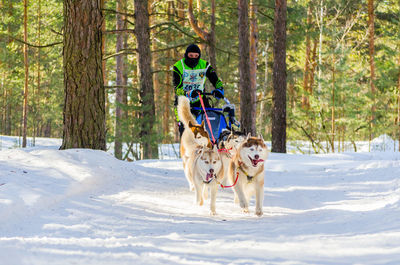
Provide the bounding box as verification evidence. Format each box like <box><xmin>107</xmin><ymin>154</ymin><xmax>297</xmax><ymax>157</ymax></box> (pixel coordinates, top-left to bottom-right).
<box><xmin>189</xmin><ymin>89</ymin><xmax>202</xmax><ymax>99</ymax></box>
<box><xmin>211</xmin><ymin>88</ymin><xmax>224</xmax><ymax>99</ymax></box>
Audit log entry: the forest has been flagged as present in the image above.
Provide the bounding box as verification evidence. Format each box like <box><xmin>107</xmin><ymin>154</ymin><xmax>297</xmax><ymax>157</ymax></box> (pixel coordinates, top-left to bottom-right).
<box><xmin>0</xmin><ymin>0</ymin><xmax>399</xmax><ymax>159</ymax></box>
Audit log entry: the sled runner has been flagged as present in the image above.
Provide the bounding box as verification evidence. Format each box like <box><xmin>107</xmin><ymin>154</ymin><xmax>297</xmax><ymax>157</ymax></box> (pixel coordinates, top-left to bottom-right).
<box><xmin>192</xmin><ymin>92</ymin><xmax>240</xmax><ymax>144</ymax></box>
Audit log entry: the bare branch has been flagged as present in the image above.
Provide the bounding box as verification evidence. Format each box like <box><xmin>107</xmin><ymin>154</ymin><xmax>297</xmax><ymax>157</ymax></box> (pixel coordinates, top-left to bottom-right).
<box><xmin>103</xmin><ymin>49</ymin><xmax>137</xmax><ymax>60</ymax></box>
<box><xmin>188</xmin><ymin>0</ymin><xmax>209</xmax><ymax>41</ymax></box>
<box><xmin>105</xmin><ymin>29</ymin><xmax>135</xmax><ymax>34</ymax></box>
<box><xmin>257</xmin><ymin>9</ymin><xmax>274</xmax><ymax>21</ymax></box>
<box><xmin>152</xmin><ymin>42</ymin><xmax>194</xmax><ymax>53</ymax></box>
<box><xmin>2</xmin><ymin>34</ymin><xmax>61</xmax><ymax>48</ymax></box>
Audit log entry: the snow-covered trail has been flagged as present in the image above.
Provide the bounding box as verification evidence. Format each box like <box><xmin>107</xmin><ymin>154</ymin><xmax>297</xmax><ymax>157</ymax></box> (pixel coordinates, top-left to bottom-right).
<box><xmin>1</xmin><ymin>148</ymin><xmax>400</xmax><ymax>264</ymax></box>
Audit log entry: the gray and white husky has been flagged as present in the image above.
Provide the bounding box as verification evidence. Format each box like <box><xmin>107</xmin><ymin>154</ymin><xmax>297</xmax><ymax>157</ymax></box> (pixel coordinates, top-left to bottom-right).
<box><xmin>228</xmin><ymin>134</ymin><xmax>268</xmax><ymax>216</ymax></box>
<box><xmin>185</xmin><ymin>144</ymin><xmax>224</xmax><ymax>215</ymax></box>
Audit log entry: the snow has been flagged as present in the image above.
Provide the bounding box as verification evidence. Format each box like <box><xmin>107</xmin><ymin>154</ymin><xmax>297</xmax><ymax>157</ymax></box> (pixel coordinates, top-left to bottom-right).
<box><xmin>1</xmin><ymin>137</ymin><xmax>400</xmax><ymax>264</ymax></box>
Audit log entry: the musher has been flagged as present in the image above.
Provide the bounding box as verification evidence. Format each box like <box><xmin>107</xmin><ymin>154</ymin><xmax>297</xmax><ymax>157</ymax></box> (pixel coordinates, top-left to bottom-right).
<box><xmin>173</xmin><ymin>44</ymin><xmax>224</xmax><ymax>136</ymax></box>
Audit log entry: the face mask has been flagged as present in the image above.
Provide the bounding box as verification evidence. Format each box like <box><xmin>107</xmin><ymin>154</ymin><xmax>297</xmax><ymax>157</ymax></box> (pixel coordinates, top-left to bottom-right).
<box><xmin>184</xmin><ymin>57</ymin><xmax>200</xmax><ymax>68</ymax></box>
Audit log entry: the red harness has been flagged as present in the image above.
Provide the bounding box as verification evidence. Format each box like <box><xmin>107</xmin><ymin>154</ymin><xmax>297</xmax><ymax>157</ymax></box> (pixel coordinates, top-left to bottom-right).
<box><xmin>198</xmin><ymin>92</ymin><xmax>216</xmax><ymax>144</ymax></box>
<box><xmin>219</xmin><ymin>171</ymin><xmax>239</xmax><ymax>189</ymax></box>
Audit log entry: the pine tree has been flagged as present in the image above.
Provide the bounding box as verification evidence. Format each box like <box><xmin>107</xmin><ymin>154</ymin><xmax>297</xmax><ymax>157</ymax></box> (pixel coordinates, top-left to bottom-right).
<box><xmin>61</xmin><ymin>0</ymin><xmax>106</xmax><ymax>150</ymax></box>
<box><xmin>271</xmin><ymin>0</ymin><xmax>287</xmax><ymax>153</ymax></box>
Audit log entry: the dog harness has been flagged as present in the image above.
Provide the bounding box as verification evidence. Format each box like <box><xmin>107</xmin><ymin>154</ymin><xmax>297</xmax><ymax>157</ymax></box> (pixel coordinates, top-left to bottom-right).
<box><xmin>238</xmin><ymin>161</ymin><xmax>254</xmax><ymax>183</ymax></box>
<box><xmin>218</xmin><ymin>147</ymin><xmax>233</xmax><ymax>158</ymax></box>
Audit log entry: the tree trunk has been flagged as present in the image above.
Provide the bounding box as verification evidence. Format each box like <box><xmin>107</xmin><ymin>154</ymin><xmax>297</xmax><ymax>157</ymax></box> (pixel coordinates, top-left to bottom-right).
<box><xmin>4</xmin><ymin>1</ymin><xmax>13</xmax><ymax>135</ymax></box>
<box><xmin>331</xmin><ymin>54</ymin><xmax>335</xmax><ymax>153</ymax></box>
<box><xmin>34</xmin><ymin>0</ymin><xmax>42</xmax><ymax>142</ymax></box>
<box><xmin>271</xmin><ymin>0</ymin><xmax>287</xmax><ymax>153</ymax></box>
<box><xmin>238</xmin><ymin>0</ymin><xmax>256</xmax><ymax>135</ymax></box>
<box><xmin>368</xmin><ymin>0</ymin><xmax>376</xmax><ymax>143</ymax></box>
<box><xmin>308</xmin><ymin>38</ymin><xmax>318</xmax><ymax>91</ymax></box>
<box><xmin>22</xmin><ymin>0</ymin><xmax>29</xmax><ymax>148</ymax></box>
<box><xmin>259</xmin><ymin>41</ymin><xmax>269</xmax><ymax>134</ymax></box>
<box><xmin>398</xmin><ymin>53</ymin><xmax>400</xmax><ymax>151</ymax></box>
<box><xmin>302</xmin><ymin>4</ymin><xmax>312</xmax><ymax>109</ymax></box>
<box><xmin>135</xmin><ymin>0</ymin><xmax>158</xmax><ymax>159</ymax></box>
<box><xmin>61</xmin><ymin>0</ymin><xmax>106</xmax><ymax>150</ymax></box>
<box><xmin>317</xmin><ymin>0</ymin><xmax>324</xmax><ymax>95</ymax></box>
<box><xmin>163</xmin><ymin>1</ymin><xmax>174</xmax><ymax>140</ymax></box>
<box><xmin>101</xmin><ymin>0</ymin><xmax>108</xmax><ymax>136</ymax></box>
<box><xmin>114</xmin><ymin>0</ymin><xmax>126</xmax><ymax>159</ymax></box>
<box><xmin>249</xmin><ymin>0</ymin><xmax>258</xmax><ymax>130</ymax></box>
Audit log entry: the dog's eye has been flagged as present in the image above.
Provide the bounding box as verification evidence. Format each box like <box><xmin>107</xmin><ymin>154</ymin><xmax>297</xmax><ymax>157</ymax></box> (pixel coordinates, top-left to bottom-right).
<box><xmin>213</xmin><ymin>160</ymin><xmax>216</xmax><ymax>164</ymax></box>
<box><xmin>205</xmin><ymin>161</ymin><xmax>209</xmax><ymax>164</ymax></box>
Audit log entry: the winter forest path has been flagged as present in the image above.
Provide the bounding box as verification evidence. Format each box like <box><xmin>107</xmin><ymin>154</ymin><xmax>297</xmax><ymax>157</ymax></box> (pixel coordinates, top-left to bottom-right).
<box><xmin>1</xmin><ymin>148</ymin><xmax>400</xmax><ymax>264</ymax></box>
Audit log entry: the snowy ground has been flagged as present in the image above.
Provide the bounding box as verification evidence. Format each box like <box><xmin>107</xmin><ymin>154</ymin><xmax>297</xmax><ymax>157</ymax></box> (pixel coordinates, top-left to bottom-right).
<box><xmin>1</xmin><ymin>138</ymin><xmax>400</xmax><ymax>264</ymax></box>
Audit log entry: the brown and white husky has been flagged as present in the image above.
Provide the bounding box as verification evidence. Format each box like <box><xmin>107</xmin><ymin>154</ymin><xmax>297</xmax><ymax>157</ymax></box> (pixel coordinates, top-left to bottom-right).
<box><xmin>228</xmin><ymin>134</ymin><xmax>268</xmax><ymax>216</ymax></box>
<box><xmin>177</xmin><ymin>96</ymin><xmax>211</xmax><ymax>190</ymax></box>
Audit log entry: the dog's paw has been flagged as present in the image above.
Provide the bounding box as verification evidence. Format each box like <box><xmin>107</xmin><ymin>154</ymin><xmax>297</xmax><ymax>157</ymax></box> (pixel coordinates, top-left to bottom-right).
<box><xmin>241</xmin><ymin>208</ymin><xmax>249</xmax><ymax>214</ymax></box>
<box><xmin>209</xmin><ymin>210</ymin><xmax>217</xmax><ymax>216</ymax></box>
<box><xmin>255</xmin><ymin>210</ymin><xmax>263</xmax><ymax>217</ymax></box>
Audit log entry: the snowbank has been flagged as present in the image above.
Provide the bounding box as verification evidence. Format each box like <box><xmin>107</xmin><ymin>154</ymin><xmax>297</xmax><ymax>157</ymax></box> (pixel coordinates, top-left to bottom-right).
<box><xmin>1</xmin><ymin>146</ymin><xmax>400</xmax><ymax>264</ymax></box>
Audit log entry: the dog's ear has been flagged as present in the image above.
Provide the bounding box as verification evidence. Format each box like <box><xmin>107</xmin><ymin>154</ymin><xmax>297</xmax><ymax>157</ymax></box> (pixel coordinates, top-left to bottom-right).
<box><xmin>195</xmin><ymin>145</ymin><xmax>204</xmax><ymax>155</ymax></box>
<box><xmin>212</xmin><ymin>144</ymin><xmax>218</xmax><ymax>152</ymax></box>
<box><xmin>246</xmin><ymin>133</ymin><xmax>251</xmax><ymax>140</ymax></box>
<box><xmin>188</xmin><ymin>121</ymin><xmax>193</xmax><ymax>128</ymax></box>
<box><xmin>200</xmin><ymin>120</ymin><xmax>205</xmax><ymax>128</ymax></box>
<box><xmin>259</xmin><ymin>134</ymin><xmax>265</xmax><ymax>142</ymax></box>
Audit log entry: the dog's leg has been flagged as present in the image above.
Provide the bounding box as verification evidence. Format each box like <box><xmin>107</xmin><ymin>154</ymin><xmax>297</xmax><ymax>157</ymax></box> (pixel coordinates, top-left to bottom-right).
<box><xmin>233</xmin><ymin>182</ymin><xmax>249</xmax><ymax>213</ymax></box>
<box><xmin>183</xmin><ymin>160</ymin><xmax>194</xmax><ymax>191</ymax></box>
<box><xmin>193</xmin><ymin>177</ymin><xmax>204</xmax><ymax>206</ymax></box>
<box><xmin>209</xmin><ymin>182</ymin><xmax>218</xmax><ymax>215</ymax></box>
<box><xmin>203</xmin><ymin>184</ymin><xmax>208</xmax><ymax>200</ymax></box>
<box><xmin>255</xmin><ymin>178</ymin><xmax>264</xmax><ymax>217</ymax></box>
<box><xmin>234</xmin><ymin>193</ymin><xmax>239</xmax><ymax>204</ymax></box>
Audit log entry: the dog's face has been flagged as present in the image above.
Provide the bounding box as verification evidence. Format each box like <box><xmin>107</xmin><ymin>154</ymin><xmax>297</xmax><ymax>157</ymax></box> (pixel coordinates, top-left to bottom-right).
<box><xmin>189</xmin><ymin>121</ymin><xmax>210</xmax><ymax>146</ymax></box>
<box><xmin>239</xmin><ymin>136</ymin><xmax>268</xmax><ymax>168</ymax></box>
<box><xmin>197</xmin><ymin>145</ymin><xmax>222</xmax><ymax>183</ymax></box>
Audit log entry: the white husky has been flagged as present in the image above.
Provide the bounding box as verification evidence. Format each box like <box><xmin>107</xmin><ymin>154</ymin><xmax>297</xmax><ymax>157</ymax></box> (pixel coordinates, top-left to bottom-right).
<box><xmin>185</xmin><ymin>144</ymin><xmax>223</xmax><ymax>215</ymax></box>
<box><xmin>228</xmin><ymin>135</ymin><xmax>268</xmax><ymax>216</ymax></box>
<box><xmin>177</xmin><ymin>96</ymin><xmax>211</xmax><ymax>190</ymax></box>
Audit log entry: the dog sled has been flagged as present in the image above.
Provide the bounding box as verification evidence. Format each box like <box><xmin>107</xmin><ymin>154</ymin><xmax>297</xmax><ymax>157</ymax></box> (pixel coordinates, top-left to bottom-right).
<box><xmin>192</xmin><ymin>92</ymin><xmax>240</xmax><ymax>144</ymax></box>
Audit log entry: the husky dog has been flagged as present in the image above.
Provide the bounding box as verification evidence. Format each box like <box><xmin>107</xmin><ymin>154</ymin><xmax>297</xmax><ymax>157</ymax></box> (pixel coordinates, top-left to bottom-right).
<box><xmin>186</xmin><ymin>144</ymin><xmax>223</xmax><ymax>215</ymax></box>
<box><xmin>218</xmin><ymin>129</ymin><xmax>247</xmax><ymax>155</ymax></box>
<box><xmin>228</xmin><ymin>134</ymin><xmax>268</xmax><ymax>216</ymax></box>
<box><xmin>217</xmin><ymin>129</ymin><xmax>247</xmax><ymax>183</ymax></box>
<box><xmin>177</xmin><ymin>96</ymin><xmax>211</xmax><ymax>190</ymax></box>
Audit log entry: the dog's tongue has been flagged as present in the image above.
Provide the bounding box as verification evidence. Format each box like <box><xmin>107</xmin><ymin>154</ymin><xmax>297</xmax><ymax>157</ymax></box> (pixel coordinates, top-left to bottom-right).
<box><xmin>206</xmin><ymin>173</ymin><xmax>214</xmax><ymax>182</ymax></box>
<box><xmin>250</xmin><ymin>157</ymin><xmax>264</xmax><ymax>167</ymax></box>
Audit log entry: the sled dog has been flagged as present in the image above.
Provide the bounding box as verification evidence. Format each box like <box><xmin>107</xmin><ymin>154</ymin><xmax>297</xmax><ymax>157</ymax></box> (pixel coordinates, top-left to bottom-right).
<box><xmin>217</xmin><ymin>129</ymin><xmax>247</xmax><ymax>183</ymax></box>
<box><xmin>185</xmin><ymin>144</ymin><xmax>223</xmax><ymax>215</ymax></box>
<box><xmin>177</xmin><ymin>96</ymin><xmax>211</xmax><ymax>190</ymax></box>
<box><xmin>218</xmin><ymin>129</ymin><xmax>247</xmax><ymax>155</ymax></box>
<box><xmin>228</xmin><ymin>134</ymin><xmax>268</xmax><ymax>216</ymax></box>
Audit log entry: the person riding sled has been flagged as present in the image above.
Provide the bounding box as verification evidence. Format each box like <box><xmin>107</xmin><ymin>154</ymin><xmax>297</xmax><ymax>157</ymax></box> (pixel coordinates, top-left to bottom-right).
<box><xmin>173</xmin><ymin>44</ymin><xmax>225</xmax><ymax>136</ymax></box>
